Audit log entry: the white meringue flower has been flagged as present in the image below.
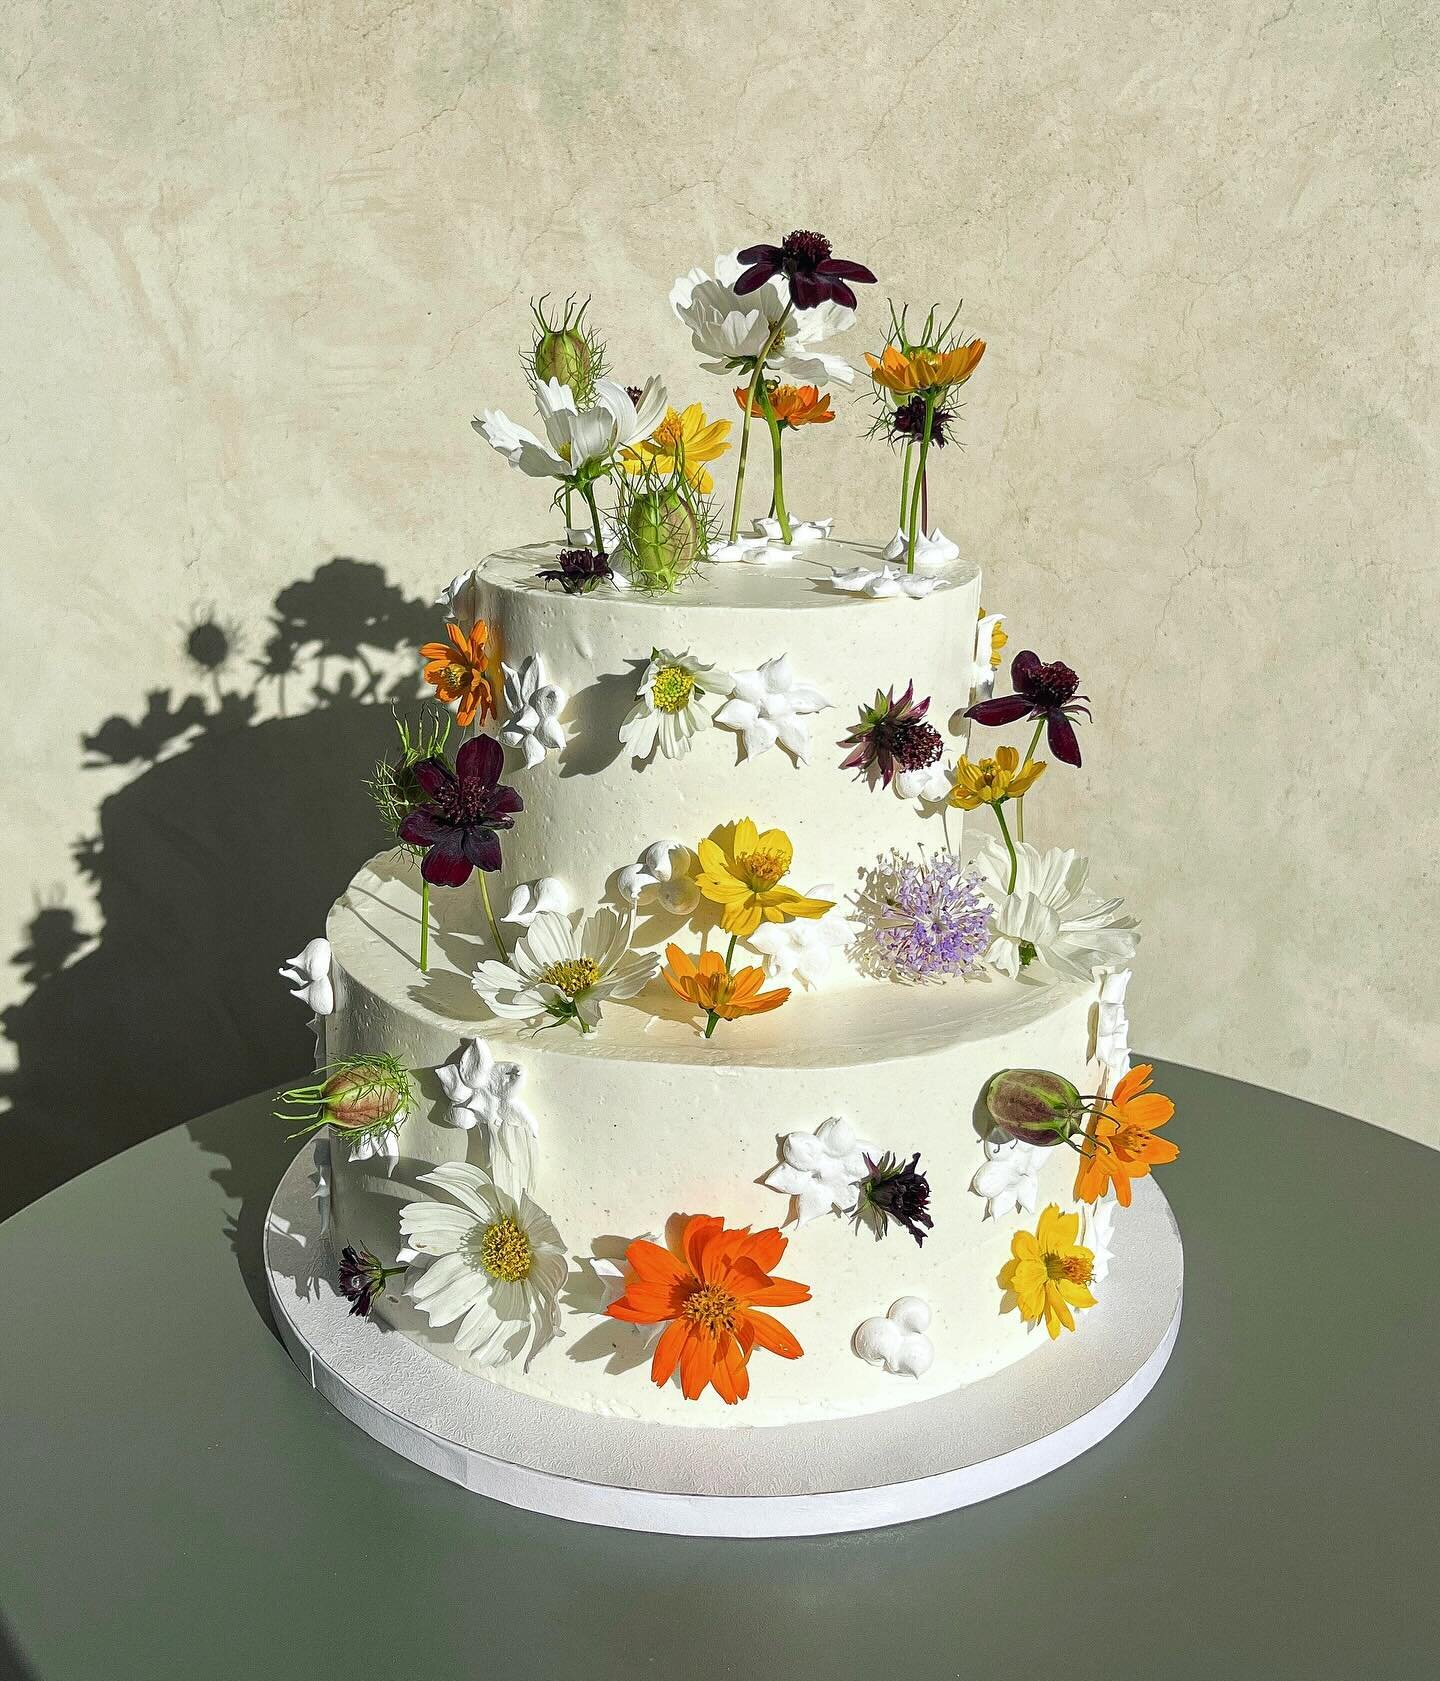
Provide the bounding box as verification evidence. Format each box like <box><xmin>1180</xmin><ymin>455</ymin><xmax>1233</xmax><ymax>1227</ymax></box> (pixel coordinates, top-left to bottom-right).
<box><xmin>972</xmin><ymin>837</ymin><xmax>1140</xmax><ymax>983</ymax></box>
<box><xmin>476</xmin><ymin>376</ymin><xmax>668</xmax><ymax>482</ymax></box>
<box><xmin>616</xmin><ymin>840</ymin><xmax>701</xmax><ymax>915</ymax></box>
<box><xmin>754</xmin><ymin>514</ymin><xmax>833</xmax><ymax>545</ymax></box>
<box><xmin>853</xmin><ymin>1297</ymin><xmax>934</xmax><ymax>1378</ymax></box>
<box><xmin>969</xmin><ymin>1134</ymin><xmax>1046</xmax><ymax>1220</ymax></box>
<box><xmin>436</xmin><ymin>1038</ymin><xmax>538</xmax><ymax>1198</ymax></box>
<box><xmin>1082</xmin><ymin>1196</ymin><xmax>1118</xmax><ymax>1283</ymax></box>
<box><xmin>618</xmin><ymin>648</ymin><xmax>728</xmax><ymax>763</ymax></box>
<box><xmin>714</xmin><ymin>653</ymin><xmax>831</xmax><ymax>763</ymax></box>
<box><xmin>436</xmin><ymin>570</ymin><xmax>480</xmax><ymax>627</ymax></box>
<box><xmin>472</xmin><ymin>908</ymin><xmax>660</xmax><ymax>1035</ymax></box>
<box><xmin>309</xmin><ymin>1133</ymin><xmax>332</xmax><ymax>1236</ymax></box>
<box><xmin>279</xmin><ymin>937</ymin><xmax>333</xmax><ymax>1016</ymax></box>
<box><xmin>499</xmin><ymin>654</ymin><xmax>567</xmax><ymax>768</ymax></box>
<box><xmin>1095</xmin><ymin>968</ymin><xmax>1134</xmax><ymax>1081</ymax></box>
<box><xmin>827</xmin><ymin>562</ymin><xmax>945</xmax><ymax>600</ymax></box>
<box><xmin>894</xmin><ymin>758</ymin><xmax>954</xmax><ymax>803</ymax></box>
<box><xmin>710</xmin><ymin>534</ymin><xmax>783</xmax><ymax>564</ymax></box>
<box><xmin>882</xmin><ymin>527</ymin><xmax>961</xmax><ymax>568</ymax></box>
<box><xmin>747</xmin><ymin>886</ymin><xmax>850</xmax><ymax>990</ymax></box>
<box><xmin>763</xmin><ymin>1115</ymin><xmax>874</xmax><ymax>1226</ymax></box>
<box><xmin>503</xmin><ymin>878</ymin><xmax>569</xmax><ymax>927</ymax></box>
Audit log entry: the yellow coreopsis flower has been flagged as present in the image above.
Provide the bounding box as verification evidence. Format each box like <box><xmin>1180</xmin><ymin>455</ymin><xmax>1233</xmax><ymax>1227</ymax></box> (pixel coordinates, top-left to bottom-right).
<box><xmin>999</xmin><ymin>1203</ymin><xmax>1097</xmax><ymax>1339</ymax></box>
<box><xmin>622</xmin><ymin>402</ymin><xmax>732</xmax><ymax>493</ymax></box>
<box><xmin>865</xmin><ymin>340</ymin><xmax>986</xmax><ymax>398</ymax></box>
<box><xmin>693</xmin><ymin>818</ymin><xmax>834</xmax><ymax>938</ymax></box>
<box><xmin>947</xmin><ymin>744</ymin><xmax>1045</xmax><ymax>810</ymax></box>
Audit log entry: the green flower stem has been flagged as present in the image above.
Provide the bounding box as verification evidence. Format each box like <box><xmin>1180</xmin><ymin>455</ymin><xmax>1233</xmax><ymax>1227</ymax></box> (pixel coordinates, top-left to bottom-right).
<box><xmin>419</xmin><ymin>879</ymin><xmax>430</xmax><ymax>974</ymax></box>
<box><xmin>993</xmin><ymin>798</ymin><xmax>1020</xmax><ymax>895</ymax></box>
<box><xmin>562</xmin><ymin>486</ymin><xmax>573</xmax><ymax>529</ymax></box>
<box><xmin>580</xmin><ymin>478</ymin><xmax>607</xmax><ymax>559</ymax></box>
<box><xmin>1014</xmin><ymin>717</ymin><xmax>1045</xmax><ymax>843</ymax></box>
<box><xmin>478</xmin><ymin>872</ymin><xmax>511</xmax><ymax>965</ymax></box>
<box><xmin>703</xmin><ymin>933</ymin><xmax>739</xmax><ymax>1040</ymax></box>
<box><xmin>903</xmin><ymin>390</ymin><xmax>939</xmax><ymax>574</ymax></box>
<box><xmin>727</xmin><ymin>307</ymin><xmax>792</xmax><ymax>543</ymax></box>
<box><xmin>897</xmin><ymin>439</ymin><xmax>914</xmax><ymax>532</ymax></box>
<box><xmin>755</xmin><ymin>383</ymin><xmax>792</xmax><ymax>543</ymax></box>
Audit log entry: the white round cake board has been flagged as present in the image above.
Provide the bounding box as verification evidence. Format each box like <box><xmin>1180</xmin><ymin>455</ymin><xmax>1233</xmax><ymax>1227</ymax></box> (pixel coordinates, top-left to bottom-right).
<box><xmin>265</xmin><ymin>1143</ymin><xmax>1182</xmax><ymax>1537</ymax></box>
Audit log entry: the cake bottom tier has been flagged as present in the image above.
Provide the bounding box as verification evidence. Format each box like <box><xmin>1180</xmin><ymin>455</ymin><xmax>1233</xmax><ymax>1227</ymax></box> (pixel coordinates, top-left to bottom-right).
<box><xmin>327</xmin><ymin>857</ymin><xmax>1114</xmax><ymax>1428</ymax></box>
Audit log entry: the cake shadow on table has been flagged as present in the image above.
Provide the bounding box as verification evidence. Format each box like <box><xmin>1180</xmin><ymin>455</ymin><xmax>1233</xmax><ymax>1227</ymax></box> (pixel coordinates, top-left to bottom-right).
<box><xmin>0</xmin><ymin>556</ymin><xmax>435</xmax><ymax>1226</ymax></box>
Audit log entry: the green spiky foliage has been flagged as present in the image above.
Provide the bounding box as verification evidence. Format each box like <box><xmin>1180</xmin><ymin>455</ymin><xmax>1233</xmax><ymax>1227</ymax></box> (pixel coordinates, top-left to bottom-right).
<box><xmin>368</xmin><ymin>708</ymin><xmax>453</xmax><ymax>848</ymax></box>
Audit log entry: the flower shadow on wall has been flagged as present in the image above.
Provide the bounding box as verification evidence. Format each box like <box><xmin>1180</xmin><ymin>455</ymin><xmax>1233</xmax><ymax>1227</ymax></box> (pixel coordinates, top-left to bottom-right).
<box><xmin>0</xmin><ymin>557</ymin><xmax>436</xmax><ymax>1225</ymax></box>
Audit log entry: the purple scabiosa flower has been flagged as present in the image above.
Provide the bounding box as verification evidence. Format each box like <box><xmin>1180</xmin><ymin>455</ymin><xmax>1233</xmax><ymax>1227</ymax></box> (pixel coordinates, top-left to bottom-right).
<box><xmin>398</xmin><ymin>735</ymin><xmax>522</xmax><ymax>886</ymax></box>
<box><xmin>733</xmin><ymin>230</ymin><xmax>878</xmax><ymax>311</ymax></box>
<box><xmin>853</xmin><ymin>849</ymin><xmax>992</xmax><ymax>983</ymax></box>
<box><xmin>964</xmin><ymin>650</ymin><xmax>1091</xmax><ymax>768</ymax></box>
<box><xmin>338</xmin><ymin>1244</ymin><xmax>406</xmax><ymax>1318</ymax></box>
<box><xmin>839</xmin><ymin>681</ymin><xmax>943</xmax><ymax>789</ymax></box>
<box><xmin>536</xmin><ymin>547</ymin><xmax>614</xmax><ymax>595</ymax></box>
<box><xmin>889</xmin><ymin>393</ymin><xmax>955</xmax><ymax>447</ymax></box>
<box><xmin>853</xmin><ymin>1151</ymin><xmax>934</xmax><ymax>1247</ymax></box>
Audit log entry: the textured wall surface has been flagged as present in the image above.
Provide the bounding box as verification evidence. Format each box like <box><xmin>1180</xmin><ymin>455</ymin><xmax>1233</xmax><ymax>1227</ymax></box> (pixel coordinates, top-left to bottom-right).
<box><xmin>3</xmin><ymin>0</ymin><xmax>1437</xmax><ymax>1201</ymax></box>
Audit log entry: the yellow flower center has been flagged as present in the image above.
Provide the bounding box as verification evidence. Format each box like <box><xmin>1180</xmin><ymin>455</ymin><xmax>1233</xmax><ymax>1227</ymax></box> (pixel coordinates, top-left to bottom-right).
<box><xmin>443</xmin><ymin>661</ymin><xmax>470</xmax><ymax>689</ymax></box>
<box><xmin>975</xmin><ymin>759</ymin><xmax>1007</xmax><ymax>800</ymax></box>
<box><xmin>539</xmin><ymin>957</ymin><xmax>601</xmax><ymax>998</ymax></box>
<box><xmin>737</xmin><ymin>848</ymin><xmax>787</xmax><ymax>890</ymax></box>
<box><xmin>651</xmin><ymin>665</ymin><xmax>696</xmax><ymax>714</ymax></box>
<box><xmin>653</xmin><ymin>413</ymin><xmax>685</xmax><ymax>451</ymax></box>
<box><xmin>1045</xmin><ymin>1251</ymin><xmax>1093</xmax><ymax>1286</ymax></box>
<box><xmin>478</xmin><ymin>1215</ymin><xmax>533</xmax><ymax>1283</ymax></box>
<box><xmin>682</xmin><ymin>1283</ymin><xmax>738</xmax><ymax>1334</ymax></box>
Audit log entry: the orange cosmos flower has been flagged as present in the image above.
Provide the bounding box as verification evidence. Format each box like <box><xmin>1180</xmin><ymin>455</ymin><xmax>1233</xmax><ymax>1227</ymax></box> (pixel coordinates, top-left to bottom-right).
<box><xmin>605</xmin><ymin>1214</ymin><xmax>810</xmax><ymax>1403</ymax></box>
<box><xmin>419</xmin><ymin>621</ymin><xmax>494</xmax><ymax>728</ymax></box>
<box><xmin>662</xmin><ymin>944</ymin><xmax>790</xmax><ymax>1027</ymax></box>
<box><xmin>732</xmin><ymin>382</ymin><xmax>836</xmax><ymax>428</ymax></box>
<box><xmin>865</xmin><ymin>339</ymin><xmax>986</xmax><ymax>397</ymax></box>
<box><xmin>1073</xmin><ymin>1063</ymin><xmax>1179</xmax><ymax>1207</ymax></box>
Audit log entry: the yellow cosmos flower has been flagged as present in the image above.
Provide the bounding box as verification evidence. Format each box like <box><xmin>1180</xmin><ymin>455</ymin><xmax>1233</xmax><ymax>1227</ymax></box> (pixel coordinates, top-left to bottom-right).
<box><xmin>999</xmin><ymin>1203</ymin><xmax>1096</xmax><ymax>1339</ymax></box>
<box><xmin>693</xmin><ymin>819</ymin><xmax>835</xmax><ymax>938</ymax></box>
<box><xmin>622</xmin><ymin>403</ymin><xmax>732</xmax><ymax>493</ymax></box>
<box><xmin>947</xmin><ymin>744</ymin><xmax>1046</xmax><ymax>810</ymax></box>
<box><xmin>865</xmin><ymin>340</ymin><xmax>986</xmax><ymax>397</ymax></box>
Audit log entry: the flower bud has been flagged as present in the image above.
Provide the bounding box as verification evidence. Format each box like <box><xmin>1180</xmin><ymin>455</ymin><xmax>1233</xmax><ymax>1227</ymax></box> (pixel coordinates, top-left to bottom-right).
<box><xmin>533</xmin><ymin>326</ymin><xmax>595</xmax><ymax>393</ymax></box>
<box><xmin>984</xmin><ymin>1068</ymin><xmax>1083</xmax><ymax>1147</ymax></box>
<box><xmin>322</xmin><ymin>1060</ymin><xmax>409</xmax><ymax>1130</ymax></box>
<box><xmin>625</xmin><ymin>487</ymin><xmax>700</xmax><ymax>590</ymax></box>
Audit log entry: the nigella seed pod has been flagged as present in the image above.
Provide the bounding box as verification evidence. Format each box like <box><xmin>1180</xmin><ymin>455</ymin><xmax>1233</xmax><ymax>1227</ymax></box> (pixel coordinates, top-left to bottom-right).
<box><xmin>984</xmin><ymin>1068</ymin><xmax>1083</xmax><ymax>1147</ymax></box>
<box><xmin>533</xmin><ymin>327</ymin><xmax>594</xmax><ymax>392</ymax></box>
<box><xmin>322</xmin><ymin>1062</ymin><xmax>408</xmax><ymax>1130</ymax></box>
<box><xmin>625</xmin><ymin>487</ymin><xmax>700</xmax><ymax>591</ymax></box>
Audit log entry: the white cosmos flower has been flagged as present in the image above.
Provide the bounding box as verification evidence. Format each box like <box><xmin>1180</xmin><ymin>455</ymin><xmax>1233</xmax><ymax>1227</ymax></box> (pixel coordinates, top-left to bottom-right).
<box><xmin>499</xmin><ymin>654</ymin><xmax>567</xmax><ymax>768</ymax></box>
<box><xmin>670</xmin><ymin>253</ymin><xmax>856</xmax><ymax>387</ymax></box>
<box><xmin>764</xmin><ymin>1115</ymin><xmax>875</xmax><ymax>1226</ymax></box>
<box><xmin>615</xmin><ymin>840</ymin><xmax>701</xmax><ymax>915</ymax></box>
<box><xmin>279</xmin><ymin>937</ymin><xmax>333</xmax><ymax>1016</ymax></box>
<box><xmin>714</xmin><ymin>654</ymin><xmax>831</xmax><ymax>763</ymax></box>
<box><xmin>828</xmin><ymin>562</ymin><xmax>945</xmax><ymax>600</ymax></box>
<box><xmin>476</xmin><ymin>376</ymin><xmax>668</xmax><ymax>482</ymax></box>
<box><xmin>436</xmin><ymin>1038</ymin><xmax>538</xmax><ymax>1197</ymax></box>
<box><xmin>618</xmin><ymin>648</ymin><xmax>728</xmax><ymax>764</ymax></box>
<box><xmin>472</xmin><ymin>908</ymin><xmax>661</xmax><ymax>1034</ymax></box>
<box><xmin>503</xmin><ymin>877</ymin><xmax>569</xmax><ymax>927</ymax></box>
<box><xmin>1082</xmin><ymin>1196</ymin><xmax>1118</xmax><ymax>1283</ymax></box>
<box><xmin>972</xmin><ymin>837</ymin><xmax>1140</xmax><ymax>983</ymax></box>
<box><xmin>969</xmin><ymin>1134</ymin><xmax>1046</xmax><ymax>1220</ymax></box>
<box><xmin>748</xmin><ymin>885</ymin><xmax>850</xmax><ymax>990</ymax></box>
<box><xmin>400</xmin><ymin>1162</ymin><xmax>566</xmax><ymax>1370</ymax></box>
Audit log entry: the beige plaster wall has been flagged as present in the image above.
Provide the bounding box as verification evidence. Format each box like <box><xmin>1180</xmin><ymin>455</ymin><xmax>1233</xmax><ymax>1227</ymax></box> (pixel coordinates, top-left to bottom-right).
<box><xmin>2</xmin><ymin>0</ymin><xmax>1437</xmax><ymax>1178</ymax></box>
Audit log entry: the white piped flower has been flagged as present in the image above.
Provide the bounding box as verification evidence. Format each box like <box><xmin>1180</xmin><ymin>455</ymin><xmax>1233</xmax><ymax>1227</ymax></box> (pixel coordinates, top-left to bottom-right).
<box><xmin>616</xmin><ymin>840</ymin><xmax>701</xmax><ymax>915</ymax></box>
<box><xmin>436</xmin><ymin>1038</ymin><xmax>538</xmax><ymax>1198</ymax></box>
<box><xmin>714</xmin><ymin>654</ymin><xmax>831</xmax><ymax>763</ymax></box>
<box><xmin>894</xmin><ymin>758</ymin><xmax>953</xmax><ymax>803</ymax></box>
<box><xmin>400</xmin><ymin>1163</ymin><xmax>567</xmax><ymax>1371</ymax></box>
<box><xmin>503</xmin><ymin>878</ymin><xmax>569</xmax><ymax>927</ymax></box>
<box><xmin>618</xmin><ymin>648</ymin><xmax>729</xmax><ymax>763</ymax></box>
<box><xmin>436</xmin><ymin>571</ymin><xmax>480</xmax><ymax>628</ymax></box>
<box><xmin>476</xmin><ymin>376</ymin><xmax>668</xmax><ymax>482</ymax></box>
<box><xmin>854</xmin><ymin>1297</ymin><xmax>934</xmax><ymax>1377</ymax></box>
<box><xmin>1083</xmin><ymin>1196</ymin><xmax>1117</xmax><ymax>1283</ymax></box>
<box><xmin>763</xmin><ymin>1115</ymin><xmax>874</xmax><ymax>1225</ymax></box>
<box><xmin>710</xmin><ymin>534</ymin><xmax>783</xmax><ymax>564</ymax></box>
<box><xmin>279</xmin><ymin>938</ymin><xmax>333</xmax><ymax>1016</ymax></box>
<box><xmin>309</xmin><ymin>1133</ymin><xmax>332</xmax><ymax>1236</ymax></box>
<box><xmin>754</xmin><ymin>515</ymin><xmax>833</xmax><ymax>545</ymax></box>
<box><xmin>748</xmin><ymin>886</ymin><xmax>850</xmax><ymax>990</ymax></box>
<box><xmin>499</xmin><ymin>654</ymin><xmax>567</xmax><ymax>768</ymax></box>
<box><xmin>971</xmin><ymin>611</ymin><xmax>1007</xmax><ymax>699</ymax></box>
<box><xmin>827</xmin><ymin>562</ymin><xmax>944</xmax><ymax>600</ymax></box>
<box><xmin>472</xmin><ymin>909</ymin><xmax>660</xmax><ymax>1035</ymax></box>
<box><xmin>1095</xmin><ymin>969</ymin><xmax>1134</xmax><ymax>1081</ymax></box>
<box><xmin>882</xmin><ymin>527</ymin><xmax>961</xmax><ymax>568</ymax></box>
<box><xmin>969</xmin><ymin>1134</ymin><xmax>1046</xmax><ymax>1220</ymax></box>
<box><xmin>973</xmin><ymin>837</ymin><xmax>1140</xmax><ymax>983</ymax></box>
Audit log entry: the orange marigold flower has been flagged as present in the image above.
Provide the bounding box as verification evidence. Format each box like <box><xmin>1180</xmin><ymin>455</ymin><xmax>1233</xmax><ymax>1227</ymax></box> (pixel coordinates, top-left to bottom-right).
<box><xmin>419</xmin><ymin>621</ymin><xmax>494</xmax><ymax>728</ymax></box>
<box><xmin>1073</xmin><ymin>1063</ymin><xmax>1179</xmax><ymax>1207</ymax></box>
<box><xmin>732</xmin><ymin>382</ymin><xmax>836</xmax><ymax>428</ymax></box>
<box><xmin>662</xmin><ymin>944</ymin><xmax>791</xmax><ymax>1024</ymax></box>
<box><xmin>605</xmin><ymin>1214</ymin><xmax>810</xmax><ymax>1403</ymax></box>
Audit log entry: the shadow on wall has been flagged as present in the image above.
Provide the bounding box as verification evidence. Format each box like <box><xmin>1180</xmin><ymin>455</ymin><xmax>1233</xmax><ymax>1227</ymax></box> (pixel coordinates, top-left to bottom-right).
<box><xmin>0</xmin><ymin>557</ymin><xmax>438</xmax><ymax>1223</ymax></box>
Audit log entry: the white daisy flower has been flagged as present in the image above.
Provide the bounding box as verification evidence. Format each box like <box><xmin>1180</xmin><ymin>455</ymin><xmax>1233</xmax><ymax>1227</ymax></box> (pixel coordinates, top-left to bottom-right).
<box><xmin>714</xmin><ymin>653</ymin><xmax>831</xmax><ymax>763</ymax></box>
<box><xmin>279</xmin><ymin>937</ymin><xmax>333</xmax><ymax>1016</ymax></box>
<box><xmin>503</xmin><ymin>877</ymin><xmax>569</xmax><ymax>927</ymax></box>
<box><xmin>618</xmin><ymin>648</ymin><xmax>728</xmax><ymax>763</ymax></box>
<box><xmin>615</xmin><ymin>840</ymin><xmax>701</xmax><ymax>915</ymax></box>
<box><xmin>499</xmin><ymin>654</ymin><xmax>567</xmax><ymax>768</ymax></box>
<box><xmin>972</xmin><ymin>837</ymin><xmax>1139</xmax><ymax>984</ymax></box>
<box><xmin>476</xmin><ymin>376</ymin><xmax>668</xmax><ymax>482</ymax></box>
<box><xmin>435</xmin><ymin>1038</ymin><xmax>538</xmax><ymax>1198</ymax></box>
<box><xmin>748</xmin><ymin>885</ymin><xmax>850</xmax><ymax>990</ymax></box>
<box><xmin>969</xmin><ymin>1134</ymin><xmax>1046</xmax><ymax>1220</ymax></box>
<box><xmin>763</xmin><ymin>1115</ymin><xmax>874</xmax><ymax>1226</ymax></box>
<box><xmin>472</xmin><ymin>908</ymin><xmax>660</xmax><ymax>1035</ymax></box>
<box><xmin>400</xmin><ymin>1162</ymin><xmax>567</xmax><ymax>1370</ymax></box>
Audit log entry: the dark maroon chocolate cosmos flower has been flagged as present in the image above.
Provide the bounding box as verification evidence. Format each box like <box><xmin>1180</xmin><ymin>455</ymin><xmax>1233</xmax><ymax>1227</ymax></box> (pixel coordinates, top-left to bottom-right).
<box><xmin>964</xmin><ymin>650</ymin><xmax>1091</xmax><ymax>768</ymax></box>
<box><xmin>537</xmin><ymin>547</ymin><xmax>614</xmax><ymax>595</ymax></box>
<box><xmin>398</xmin><ymin>734</ymin><xmax>522</xmax><ymax>886</ymax></box>
<box><xmin>839</xmin><ymin>681</ymin><xmax>943</xmax><ymax>788</ymax></box>
<box><xmin>733</xmin><ymin>229</ymin><xmax>877</xmax><ymax>311</ymax></box>
<box><xmin>338</xmin><ymin>1244</ymin><xmax>400</xmax><ymax>1318</ymax></box>
<box><xmin>890</xmin><ymin>393</ymin><xmax>954</xmax><ymax>447</ymax></box>
<box><xmin>854</xmin><ymin>1152</ymin><xmax>934</xmax><ymax>1247</ymax></box>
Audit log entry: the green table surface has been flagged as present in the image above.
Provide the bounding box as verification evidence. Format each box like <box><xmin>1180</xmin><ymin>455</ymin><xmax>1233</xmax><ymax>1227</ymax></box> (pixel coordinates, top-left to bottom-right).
<box><xmin>2</xmin><ymin>1061</ymin><xmax>1436</xmax><ymax>1681</ymax></box>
